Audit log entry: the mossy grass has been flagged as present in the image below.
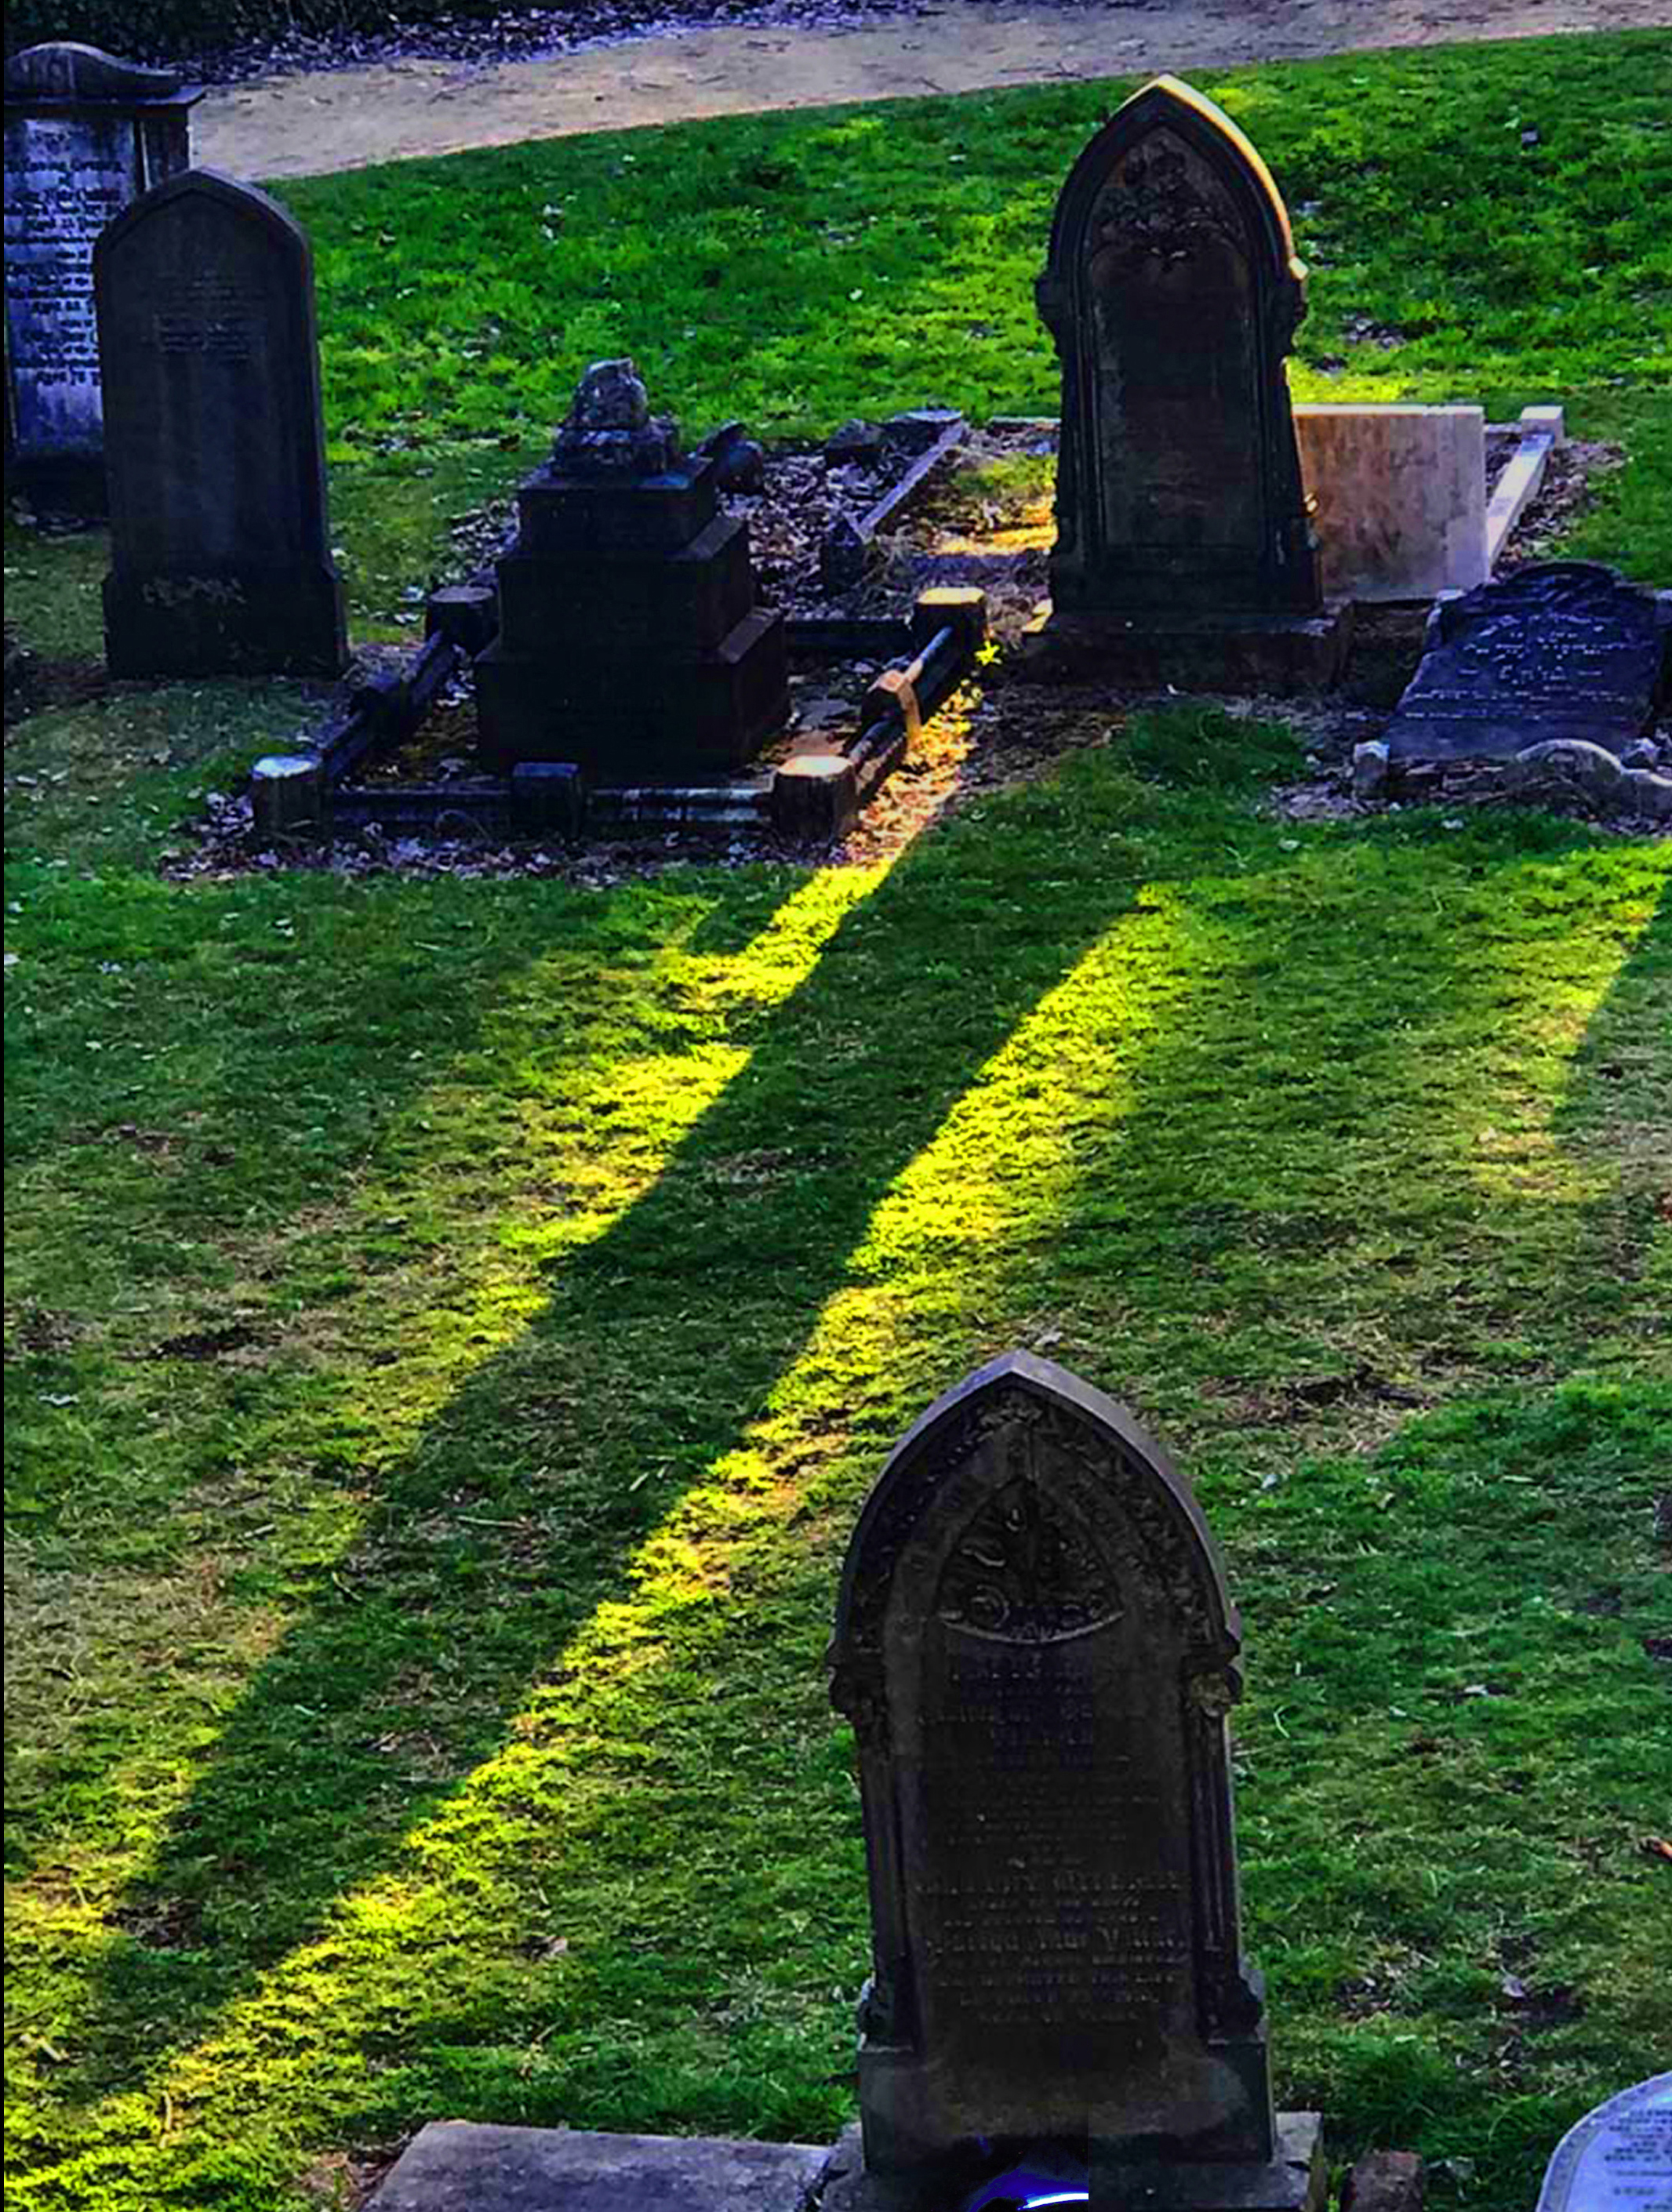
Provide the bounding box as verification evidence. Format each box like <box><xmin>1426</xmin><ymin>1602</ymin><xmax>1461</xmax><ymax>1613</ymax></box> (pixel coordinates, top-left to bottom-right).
<box><xmin>5</xmin><ymin>30</ymin><xmax>1671</xmax><ymax>2212</ymax></box>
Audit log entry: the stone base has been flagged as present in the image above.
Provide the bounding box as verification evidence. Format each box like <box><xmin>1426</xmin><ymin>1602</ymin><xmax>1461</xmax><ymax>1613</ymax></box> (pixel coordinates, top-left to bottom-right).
<box><xmin>104</xmin><ymin>561</ymin><xmax>347</xmax><ymax>680</ymax></box>
<box><xmin>821</xmin><ymin>2115</ymin><xmax>1325</xmax><ymax>2212</ymax></box>
<box><xmin>1016</xmin><ymin>606</ymin><xmax>1353</xmax><ymax>695</ymax></box>
<box><xmin>365</xmin><ymin>2123</ymin><xmax>830</xmax><ymax>2210</ymax></box>
<box><xmin>474</xmin><ymin>605</ymin><xmax>789</xmax><ymax>777</ymax></box>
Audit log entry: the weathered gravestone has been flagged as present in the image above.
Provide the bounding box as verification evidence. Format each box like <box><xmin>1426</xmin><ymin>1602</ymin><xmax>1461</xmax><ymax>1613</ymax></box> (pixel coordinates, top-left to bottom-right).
<box><xmin>94</xmin><ymin>168</ymin><xmax>347</xmax><ymax>678</ymax></box>
<box><xmin>3</xmin><ymin>42</ymin><xmax>201</xmax><ymax>514</ymax></box>
<box><xmin>1033</xmin><ymin>77</ymin><xmax>1347</xmax><ymax>692</ymax></box>
<box><xmin>826</xmin><ymin>1352</ymin><xmax>1322</xmax><ymax>2211</ymax></box>
<box><xmin>474</xmin><ymin>358</ymin><xmax>788</xmax><ymax>779</ymax></box>
<box><xmin>1384</xmin><ymin>561</ymin><xmax>1669</xmax><ymax>766</ymax></box>
<box><xmin>1536</xmin><ymin>2074</ymin><xmax>1672</xmax><ymax>2212</ymax></box>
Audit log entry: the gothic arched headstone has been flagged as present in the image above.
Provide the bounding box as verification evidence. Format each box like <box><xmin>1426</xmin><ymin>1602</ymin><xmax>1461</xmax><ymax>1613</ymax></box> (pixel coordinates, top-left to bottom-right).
<box><xmin>827</xmin><ymin>1353</ymin><xmax>1321</xmax><ymax>2210</ymax></box>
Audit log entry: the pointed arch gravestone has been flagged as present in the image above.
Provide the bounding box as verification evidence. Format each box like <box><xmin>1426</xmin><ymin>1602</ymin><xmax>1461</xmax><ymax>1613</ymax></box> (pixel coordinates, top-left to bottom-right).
<box><xmin>825</xmin><ymin>1353</ymin><xmax>1322</xmax><ymax>2210</ymax></box>
<box><xmin>94</xmin><ymin>168</ymin><xmax>347</xmax><ymax>678</ymax></box>
<box><xmin>1030</xmin><ymin>78</ymin><xmax>1348</xmax><ymax>691</ymax></box>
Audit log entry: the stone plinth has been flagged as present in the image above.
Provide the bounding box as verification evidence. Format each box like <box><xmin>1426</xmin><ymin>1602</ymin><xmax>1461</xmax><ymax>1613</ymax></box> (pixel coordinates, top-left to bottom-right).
<box><xmin>475</xmin><ymin>360</ymin><xmax>788</xmax><ymax>779</ymax></box>
<box><xmin>1294</xmin><ymin>405</ymin><xmax>1487</xmax><ymax>603</ymax></box>
<box><xmin>1036</xmin><ymin>78</ymin><xmax>1321</xmax><ymax>631</ymax></box>
<box><xmin>94</xmin><ymin>168</ymin><xmax>346</xmax><ymax>678</ymax></box>
<box><xmin>3</xmin><ymin>42</ymin><xmax>202</xmax><ymax>514</ymax></box>
<box><xmin>365</xmin><ymin>2124</ymin><xmax>829</xmax><ymax>2211</ymax></box>
<box><xmin>828</xmin><ymin>1353</ymin><xmax>1300</xmax><ymax>2207</ymax></box>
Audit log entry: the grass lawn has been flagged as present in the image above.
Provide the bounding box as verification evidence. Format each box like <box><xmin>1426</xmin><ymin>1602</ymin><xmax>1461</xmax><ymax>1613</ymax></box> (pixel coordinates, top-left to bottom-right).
<box><xmin>5</xmin><ymin>29</ymin><xmax>1672</xmax><ymax>2212</ymax></box>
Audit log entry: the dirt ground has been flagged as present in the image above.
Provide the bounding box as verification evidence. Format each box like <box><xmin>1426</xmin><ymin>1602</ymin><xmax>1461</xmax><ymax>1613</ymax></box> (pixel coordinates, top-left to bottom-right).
<box><xmin>197</xmin><ymin>0</ymin><xmax>1670</xmax><ymax>180</ymax></box>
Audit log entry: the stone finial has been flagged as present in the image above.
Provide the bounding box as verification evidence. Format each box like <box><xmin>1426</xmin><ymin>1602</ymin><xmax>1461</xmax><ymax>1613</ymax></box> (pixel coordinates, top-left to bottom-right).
<box><xmin>554</xmin><ymin>358</ymin><xmax>678</xmax><ymax>478</ymax></box>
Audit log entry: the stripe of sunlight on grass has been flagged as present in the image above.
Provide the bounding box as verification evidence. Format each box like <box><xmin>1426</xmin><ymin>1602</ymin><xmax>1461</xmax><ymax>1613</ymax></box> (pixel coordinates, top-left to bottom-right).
<box><xmin>24</xmin><ymin>874</ymin><xmax>1201</xmax><ymax>2210</ymax></box>
<box><xmin>13</xmin><ymin>731</ymin><xmax>1183</xmax><ymax>2205</ymax></box>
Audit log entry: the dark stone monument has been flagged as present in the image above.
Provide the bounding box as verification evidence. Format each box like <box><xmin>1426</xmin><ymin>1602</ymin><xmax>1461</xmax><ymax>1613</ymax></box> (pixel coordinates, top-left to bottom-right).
<box><xmin>94</xmin><ymin>168</ymin><xmax>347</xmax><ymax>678</ymax></box>
<box><xmin>1384</xmin><ymin>562</ymin><xmax>1670</xmax><ymax>765</ymax></box>
<box><xmin>3</xmin><ymin>42</ymin><xmax>201</xmax><ymax>514</ymax></box>
<box><xmin>1031</xmin><ymin>77</ymin><xmax>1347</xmax><ymax>690</ymax></box>
<box><xmin>827</xmin><ymin>1352</ymin><xmax>1322</xmax><ymax>2212</ymax></box>
<box><xmin>1535</xmin><ymin>2074</ymin><xmax>1672</xmax><ymax>2212</ymax></box>
<box><xmin>474</xmin><ymin>358</ymin><xmax>788</xmax><ymax>779</ymax></box>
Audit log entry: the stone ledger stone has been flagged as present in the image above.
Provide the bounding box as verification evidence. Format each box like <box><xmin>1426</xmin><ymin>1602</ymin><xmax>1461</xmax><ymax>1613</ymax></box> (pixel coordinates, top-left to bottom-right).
<box><xmin>475</xmin><ymin>360</ymin><xmax>788</xmax><ymax>778</ymax></box>
<box><xmin>1535</xmin><ymin>2073</ymin><xmax>1672</xmax><ymax>2212</ymax></box>
<box><xmin>366</xmin><ymin>2123</ymin><xmax>829</xmax><ymax>2212</ymax></box>
<box><xmin>3</xmin><ymin>42</ymin><xmax>202</xmax><ymax>513</ymax></box>
<box><xmin>827</xmin><ymin>1352</ymin><xmax>1322</xmax><ymax>2212</ymax></box>
<box><xmin>94</xmin><ymin>167</ymin><xmax>347</xmax><ymax>679</ymax></box>
<box><xmin>1033</xmin><ymin>77</ymin><xmax>1345</xmax><ymax>689</ymax></box>
<box><xmin>1293</xmin><ymin>406</ymin><xmax>1487</xmax><ymax>604</ymax></box>
<box><xmin>1384</xmin><ymin>562</ymin><xmax>1668</xmax><ymax>766</ymax></box>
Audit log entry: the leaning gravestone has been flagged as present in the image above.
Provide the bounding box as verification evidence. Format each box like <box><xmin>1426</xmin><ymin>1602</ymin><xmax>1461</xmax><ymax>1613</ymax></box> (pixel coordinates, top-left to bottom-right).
<box><xmin>826</xmin><ymin>1352</ymin><xmax>1322</xmax><ymax>2210</ymax></box>
<box><xmin>1384</xmin><ymin>561</ymin><xmax>1668</xmax><ymax>766</ymax></box>
<box><xmin>1034</xmin><ymin>76</ymin><xmax>1346</xmax><ymax>691</ymax></box>
<box><xmin>94</xmin><ymin>169</ymin><xmax>347</xmax><ymax>678</ymax></box>
<box><xmin>3</xmin><ymin>42</ymin><xmax>201</xmax><ymax>514</ymax></box>
<box><xmin>1536</xmin><ymin>2074</ymin><xmax>1672</xmax><ymax>2212</ymax></box>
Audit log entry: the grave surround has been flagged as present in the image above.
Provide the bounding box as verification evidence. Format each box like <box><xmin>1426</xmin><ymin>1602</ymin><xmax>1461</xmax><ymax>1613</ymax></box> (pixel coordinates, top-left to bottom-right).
<box><xmin>2</xmin><ymin>42</ymin><xmax>201</xmax><ymax>514</ymax></box>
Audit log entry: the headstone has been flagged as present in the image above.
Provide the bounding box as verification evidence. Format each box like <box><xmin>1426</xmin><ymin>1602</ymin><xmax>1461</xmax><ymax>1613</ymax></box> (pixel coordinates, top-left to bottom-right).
<box><xmin>827</xmin><ymin>1352</ymin><xmax>1323</xmax><ymax>2211</ymax></box>
<box><xmin>474</xmin><ymin>359</ymin><xmax>788</xmax><ymax>778</ymax></box>
<box><xmin>1036</xmin><ymin>78</ymin><xmax>1330</xmax><ymax>673</ymax></box>
<box><xmin>94</xmin><ymin>168</ymin><xmax>347</xmax><ymax>679</ymax></box>
<box><xmin>1384</xmin><ymin>562</ymin><xmax>1669</xmax><ymax>766</ymax></box>
<box><xmin>3</xmin><ymin>42</ymin><xmax>201</xmax><ymax>514</ymax></box>
<box><xmin>1536</xmin><ymin>2075</ymin><xmax>1672</xmax><ymax>2212</ymax></box>
<box><xmin>1293</xmin><ymin>405</ymin><xmax>1488</xmax><ymax>603</ymax></box>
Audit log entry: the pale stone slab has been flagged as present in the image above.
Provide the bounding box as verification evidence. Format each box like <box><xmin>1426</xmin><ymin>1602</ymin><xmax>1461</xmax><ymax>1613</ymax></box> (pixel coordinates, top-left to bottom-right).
<box><xmin>1295</xmin><ymin>404</ymin><xmax>1487</xmax><ymax>603</ymax></box>
<box><xmin>366</xmin><ymin>2124</ymin><xmax>830</xmax><ymax>2211</ymax></box>
<box><xmin>1484</xmin><ymin>404</ymin><xmax>1567</xmax><ymax>569</ymax></box>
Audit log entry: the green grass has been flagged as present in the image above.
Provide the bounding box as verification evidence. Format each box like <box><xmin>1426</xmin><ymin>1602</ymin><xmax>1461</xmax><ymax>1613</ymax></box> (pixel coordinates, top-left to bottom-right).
<box><xmin>5</xmin><ymin>30</ymin><xmax>1672</xmax><ymax>2212</ymax></box>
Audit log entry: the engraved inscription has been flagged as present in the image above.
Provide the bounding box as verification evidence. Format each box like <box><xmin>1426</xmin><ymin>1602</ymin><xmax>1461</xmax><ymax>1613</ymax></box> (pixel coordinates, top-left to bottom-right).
<box><xmin>2</xmin><ymin>114</ymin><xmax>136</xmax><ymax>454</ymax></box>
<box><xmin>152</xmin><ymin>281</ymin><xmax>259</xmax><ymax>363</ymax></box>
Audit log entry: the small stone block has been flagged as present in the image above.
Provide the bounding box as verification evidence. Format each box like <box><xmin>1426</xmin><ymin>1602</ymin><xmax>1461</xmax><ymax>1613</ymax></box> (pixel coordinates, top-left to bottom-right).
<box><xmin>862</xmin><ymin>667</ymin><xmax>921</xmax><ymax>743</ymax></box>
<box><xmin>365</xmin><ymin>2123</ymin><xmax>829</xmax><ymax>2212</ymax></box>
<box><xmin>425</xmin><ymin>584</ymin><xmax>498</xmax><ymax>656</ymax></box>
<box><xmin>249</xmin><ymin>754</ymin><xmax>322</xmax><ymax>838</ymax></box>
<box><xmin>910</xmin><ymin>586</ymin><xmax>987</xmax><ymax>656</ymax></box>
<box><xmin>1520</xmin><ymin>404</ymin><xmax>1566</xmax><ymax>444</ymax></box>
<box><xmin>1342</xmin><ymin>2150</ymin><xmax>1426</xmax><ymax>2212</ymax></box>
<box><xmin>1090</xmin><ymin>2113</ymin><xmax>1327</xmax><ymax>2212</ymax></box>
<box><xmin>1352</xmin><ymin>739</ymin><xmax>1390</xmax><ymax>799</ymax></box>
<box><xmin>883</xmin><ymin>408</ymin><xmax>965</xmax><ymax>454</ymax></box>
<box><xmin>510</xmin><ymin>761</ymin><xmax>584</xmax><ymax>837</ymax></box>
<box><xmin>772</xmin><ymin>751</ymin><xmax>858</xmax><ymax>837</ymax></box>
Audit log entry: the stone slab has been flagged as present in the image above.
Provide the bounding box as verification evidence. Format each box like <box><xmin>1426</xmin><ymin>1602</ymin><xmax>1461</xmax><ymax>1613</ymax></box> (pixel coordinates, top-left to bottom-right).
<box><xmin>1018</xmin><ymin>605</ymin><xmax>1352</xmax><ymax>694</ymax></box>
<box><xmin>1384</xmin><ymin>561</ymin><xmax>1665</xmax><ymax>765</ymax></box>
<box><xmin>1536</xmin><ymin>2073</ymin><xmax>1672</xmax><ymax>2212</ymax></box>
<box><xmin>366</xmin><ymin>2123</ymin><xmax>828</xmax><ymax>2212</ymax></box>
<box><xmin>1294</xmin><ymin>405</ymin><xmax>1486</xmax><ymax>603</ymax></box>
<box><xmin>1485</xmin><ymin>405</ymin><xmax>1566</xmax><ymax>569</ymax></box>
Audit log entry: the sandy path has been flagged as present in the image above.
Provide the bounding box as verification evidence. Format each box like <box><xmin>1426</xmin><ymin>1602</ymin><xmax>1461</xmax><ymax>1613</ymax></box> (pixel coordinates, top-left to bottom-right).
<box><xmin>198</xmin><ymin>0</ymin><xmax>1667</xmax><ymax>180</ymax></box>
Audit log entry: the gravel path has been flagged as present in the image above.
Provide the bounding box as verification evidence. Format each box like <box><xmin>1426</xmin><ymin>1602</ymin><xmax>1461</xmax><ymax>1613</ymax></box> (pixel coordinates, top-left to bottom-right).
<box><xmin>197</xmin><ymin>0</ymin><xmax>1668</xmax><ymax>180</ymax></box>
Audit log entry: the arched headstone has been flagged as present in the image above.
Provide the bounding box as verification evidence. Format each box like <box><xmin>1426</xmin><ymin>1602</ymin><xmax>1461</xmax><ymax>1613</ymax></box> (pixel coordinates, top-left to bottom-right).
<box><xmin>1038</xmin><ymin>76</ymin><xmax>1320</xmax><ymax>622</ymax></box>
<box><xmin>2</xmin><ymin>42</ymin><xmax>201</xmax><ymax>514</ymax></box>
<box><xmin>827</xmin><ymin>1353</ymin><xmax>1321</xmax><ymax>2209</ymax></box>
<box><xmin>1536</xmin><ymin>2074</ymin><xmax>1672</xmax><ymax>2212</ymax></box>
<box><xmin>94</xmin><ymin>169</ymin><xmax>346</xmax><ymax>677</ymax></box>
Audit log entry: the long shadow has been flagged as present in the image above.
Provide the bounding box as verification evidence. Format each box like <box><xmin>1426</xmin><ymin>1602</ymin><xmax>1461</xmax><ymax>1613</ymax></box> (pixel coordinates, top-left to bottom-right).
<box><xmin>50</xmin><ymin>761</ymin><xmax>1176</xmax><ymax>2104</ymax></box>
<box><xmin>1550</xmin><ymin>864</ymin><xmax>1671</xmax><ymax>1160</ymax></box>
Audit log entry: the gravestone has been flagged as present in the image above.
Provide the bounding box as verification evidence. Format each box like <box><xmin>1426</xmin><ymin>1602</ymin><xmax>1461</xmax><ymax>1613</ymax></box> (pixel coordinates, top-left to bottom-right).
<box><xmin>1033</xmin><ymin>77</ymin><xmax>1346</xmax><ymax>690</ymax></box>
<box><xmin>827</xmin><ymin>1352</ymin><xmax>1322</xmax><ymax>2211</ymax></box>
<box><xmin>474</xmin><ymin>358</ymin><xmax>788</xmax><ymax>778</ymax></box>
<box><xmin>94</xmin><ymin>168</ymin><xmax>347</xmax><ymax>678</ymax></box>
<box><xmin>1384</xmin><ymin>562</ymin><xmax>1670</xmax><ymax>766</ymax></box>
<box><xmin>3</xmin><ymin>42</ymin><xmax>201</xmax><ymax>514</ymax></box>
<box><xmin>1536</xmin><ymin>2074</ymin><xmax>1672</xmax><ymax>2212</ymax></box>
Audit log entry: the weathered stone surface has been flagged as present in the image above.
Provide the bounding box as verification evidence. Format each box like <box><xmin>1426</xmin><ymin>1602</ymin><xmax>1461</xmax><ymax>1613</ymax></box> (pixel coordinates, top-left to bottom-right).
<box><xmin>95</xmin><ymin>168</ymin><xmax>347</xmax><ymax>677</ymax></box>
<box><xmin>365</xmin><ymin>2123</ymin><xmax>828</xmax><ymax>2212</ymax></box>
<box><xmin>1385</xmin><ymin>563</ymin><xmax>1665</xmax><ymax>766</ymax></box>
<box><xmin>1352</xmin><ymin>740</ymin><xmax>1390</xmax><ymax>800</ymax></box>
<box><xmin>1340</xmin><ymin>2148</ymin><xmax>1426</xmax><ymax>2212</ymax></box>
<box><xmin>1294</xmin><ymin>405</ymin><xmax>1487</xmax><ymax>604</ymax></box>
<box><xmin>3</xmin><ymin>42</ymin><xmax>201</xmax><ymax>511</ymax></box>
<box><xmin>553</xmin><ymin>355</ymin><xmax>679</xmax><ymax>478</ymax></box>
<box><xmin>772</xmin><ymin>750</ymin><xmax>859</xmax><ymax>837</ymax></box>
<box><xmin>828</xmin><ymin>1353</ymin><xmax>1291</xmax><ymax>2208</ymax></box>
<box><xmin>1535</xmin><ymin>2073</ymin><xmax>1672</xmax><ymax>2212</ymax></box>
<box><xmin>827</xmin><ymin>418</ymin><xmax>884</xmax><ymax>466</ymax></box>
<box><xmin>700</xmin><ymin>420</ymin><xmax>767</xmax><ymax>493</ymax></box>
<box><xmin>1038</xmin><ymin>76</ymin><xmax>1321</xmax><ymax>623</ymax></box>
